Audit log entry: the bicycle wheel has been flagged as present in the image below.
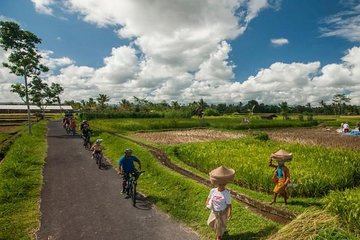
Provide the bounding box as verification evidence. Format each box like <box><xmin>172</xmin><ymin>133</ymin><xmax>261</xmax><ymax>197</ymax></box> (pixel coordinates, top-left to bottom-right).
<box><xmin>97</xmin><ymin>155</ymin><xmax>102</xmax><ymax>169</ymax></box>
<box><xmin>127</xmin><ymin>180</ymin><xmax>132</xmax><ymax>197</ymax></box>
<box><xmin>132</xmin><ymin>182</ymin><xmax>137</xmax><ymax>206</ymax></box>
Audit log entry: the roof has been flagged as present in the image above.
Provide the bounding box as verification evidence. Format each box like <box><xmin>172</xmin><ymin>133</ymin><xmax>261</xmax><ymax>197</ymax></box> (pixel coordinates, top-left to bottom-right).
<box><xmin>0</xmin><ymin>105</ymin><xmax>73</xmax><ymax>110</ymax></box>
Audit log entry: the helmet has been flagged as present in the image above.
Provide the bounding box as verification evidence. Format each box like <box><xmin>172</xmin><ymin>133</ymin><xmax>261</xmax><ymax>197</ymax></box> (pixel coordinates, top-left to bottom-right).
<box><xmin>82</xmin><ymin>120</ymin><xmax>87</xmax><ymax>123</ymax></box>
<box><xmin>96</xmin><ymin>139</ymin><xmax>102</xmax><ymax>144</ymax></box>
<box><xmin>124</xmin><ymin>149</ymin><xmax>132</xmax><ymax>154</ymax></box>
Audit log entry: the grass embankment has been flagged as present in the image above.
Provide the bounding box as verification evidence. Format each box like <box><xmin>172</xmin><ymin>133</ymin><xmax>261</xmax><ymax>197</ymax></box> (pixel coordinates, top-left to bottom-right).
<box><xmin>168</xmin><ymin>138</ymin><xmax>360</xmax><ymax>197</ymax></box>
<box><xmin>0</xmin><ymin>122</ymin><xmax>47</xmax><ymax>240</ymax></box>
<box><xmin>96</xmin><ymin>132</ymin><xmax>279</xmax><ymax>239</ymax></box>
<box><xmin>90</xmin><ymin>117</ymin><xmax>318</xmax><ymax>134</ymax></box>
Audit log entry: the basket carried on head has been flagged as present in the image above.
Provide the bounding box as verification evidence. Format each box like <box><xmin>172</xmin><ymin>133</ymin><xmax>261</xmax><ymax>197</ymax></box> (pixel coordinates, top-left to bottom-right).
<box><xmin>270</xmin><ymin>149</ymin><xmax>293</xmax><ymax>163</ymax></box>
<box><xmin>209</xmin><ymin>166</ymin><xmax>235</xmax><ymax>185</ymax></box>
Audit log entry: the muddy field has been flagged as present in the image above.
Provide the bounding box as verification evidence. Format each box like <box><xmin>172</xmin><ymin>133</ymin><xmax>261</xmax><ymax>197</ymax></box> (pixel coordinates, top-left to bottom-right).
<box><xmin>130</xmin><ymin>129</ymin><xmax>245</xmax><ymax>144</ymax></box>
<box><xmin>130</xmin><ymin>127</ymin><xmax>360</xmax><ymax>149</ymax></box>
<box><xmin>266</xmin><ymin>127</ymin><xmax>360</xmax><ymax>150</ymax></box>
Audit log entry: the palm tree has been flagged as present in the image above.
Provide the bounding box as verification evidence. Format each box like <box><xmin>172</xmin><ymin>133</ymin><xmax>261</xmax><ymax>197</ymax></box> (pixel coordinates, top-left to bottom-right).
<box><xmin>96</xmin><ymin>94</ymin><xmax>110</xmax><ymax>110</ymax></box>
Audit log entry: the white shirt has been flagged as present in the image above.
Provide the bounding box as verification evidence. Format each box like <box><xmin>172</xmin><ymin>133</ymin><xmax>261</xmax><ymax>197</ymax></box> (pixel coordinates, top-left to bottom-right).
<box><xmin>207</xmin><ymin>188</ymin><xmax>231</xmax><ymax>211</ymax></box>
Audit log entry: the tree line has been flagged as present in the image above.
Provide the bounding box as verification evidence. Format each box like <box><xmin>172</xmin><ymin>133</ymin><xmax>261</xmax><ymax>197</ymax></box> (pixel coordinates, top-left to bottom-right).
<box><xmin>65</xmin><ymin>93</ymin><xmax>359</xmax><ymax>118</ymax></box>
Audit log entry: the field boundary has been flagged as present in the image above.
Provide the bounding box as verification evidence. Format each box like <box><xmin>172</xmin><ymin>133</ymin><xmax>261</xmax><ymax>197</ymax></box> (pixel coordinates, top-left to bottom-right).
<box><xmin>95</xmin><ymin>127</ymin><xmax>297</xmax><ymax>223</ymax></box>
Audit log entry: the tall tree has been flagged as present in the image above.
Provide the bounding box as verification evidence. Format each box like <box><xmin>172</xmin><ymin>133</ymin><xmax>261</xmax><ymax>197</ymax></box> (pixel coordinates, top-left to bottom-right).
<box><xmin>96</xmin><ymin>94</ymin><xmax>110</xmax><ymax>110</ymax></box>
<box><xmin>332</xmin><ymin>93</ymin><xmax>351</xmax><ymax>115</ymax></box>
<box><xmin>279</xmin><ymin>101</ymin><xmax>290</xmax><ymax>120</ymax></box>
<box><xmin>0</xmin><ymin>21</ymin><xmax>49</xmax><ymax>133</ymax></box>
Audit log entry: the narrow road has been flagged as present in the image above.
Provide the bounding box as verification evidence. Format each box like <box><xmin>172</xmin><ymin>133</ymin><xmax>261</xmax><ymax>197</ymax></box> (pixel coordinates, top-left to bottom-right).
<box><xmin>37</xmin><ymin>121</ymin><xmax>199</xmax><ymax>240</ymax></box>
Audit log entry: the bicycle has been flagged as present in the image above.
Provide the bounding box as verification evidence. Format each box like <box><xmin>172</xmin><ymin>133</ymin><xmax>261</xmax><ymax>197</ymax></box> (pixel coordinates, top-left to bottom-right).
<box><xmin>94</xmin><ymin>152</ymin><xmax>102</xmax><ymax>169</ymax></box>
<box><xmin>126</xmin><ymin>170</ymin><xmax>145</xmax><ymax>206</ymax></box>
<box><xmin>82</xmin><ymin>130</ymin><xmax>91</xmax><ymax>149</ymax></box>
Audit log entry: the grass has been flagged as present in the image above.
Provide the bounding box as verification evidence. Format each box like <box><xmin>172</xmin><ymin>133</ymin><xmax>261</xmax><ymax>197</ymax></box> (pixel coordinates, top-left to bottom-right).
<box><xmin>267</xmin><ymin>208</ymin><xmax>358</xmax><ymax>240</ymax></box>
<box><xmin>168</xmin><ymin>137</ymin><xmax>360</xmax><ymax>197</ymax></box>
<box><xmin>323</xmin><ymin>187</ymin><xmax>360</xmax><ymax>236</ymax></box>
<box><xmin>96</xmin><ymin>131</ymin><xmax>280</xmax><ymax>239</ymax></box>
<box><xmin>0</xmin><ymin>122</ymin><xmax>47</xmax><ymax>240</ymax></box>
<box><xmin>89</xmin><ymin>117</ymin><xmax>318</xmax><ymax>135</ymax></box>
<box><xmin>164</xmin><ymin>147</ymin><xmax>322</xmax><ymax>214</ymax></box>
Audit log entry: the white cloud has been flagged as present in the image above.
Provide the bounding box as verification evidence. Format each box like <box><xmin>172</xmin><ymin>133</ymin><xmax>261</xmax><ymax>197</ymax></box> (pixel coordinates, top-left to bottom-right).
<box><xmin>271</xmin><ymin>38</ymin><xmax>289</xmax><ymax>46</ymax></box>
<box><xmin>40</xmin><ymin>50</ymin><xmax>74</xmax><ymax>71</ymax></box>
<box><xmin>31</xmin><ymin>0</ymin><xmax>55</xmax><ymax>15</ymax></box>
<box><xmin>6</xmin><ymin>0</ymin><xmax>358</xmax><ymax>106</ymax></box>
<box><xmin>320</xmin><ymin>3</ymin><xmax>360</xmax><ymax>42</ymax></box>
<box><xmin>0</xmin><ymin>15</ymin><xmax>17</xmax><ymax>22</ymax></box>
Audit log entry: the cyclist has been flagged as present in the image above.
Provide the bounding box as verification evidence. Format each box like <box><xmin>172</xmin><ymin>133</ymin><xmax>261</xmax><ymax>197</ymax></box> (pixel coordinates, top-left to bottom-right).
<box><xmin>90</xmin><ymin>139</ymin><xmax>103</xmax><ymax>160</ymax></box>
<box><xmin>118</xmin><ymin>149</ymin><xmax>142</xmax><ymax>194</ymax></box>
<box><xmin>80</xmin><ymin>120</ymin><xmax>90</xmax><ymax>132</ymax></box>
<box><xmin>80</xmin><ymin>120</ymin><xmax>91</xmax><ymax>144</ymax></box>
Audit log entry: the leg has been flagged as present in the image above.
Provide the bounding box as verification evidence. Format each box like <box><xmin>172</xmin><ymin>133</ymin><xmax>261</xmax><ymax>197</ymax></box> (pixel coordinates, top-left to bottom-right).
<box><xmin>270</xmin><ymin>193</ymin><xmax>278</xmax><ymax>205</ymax></box>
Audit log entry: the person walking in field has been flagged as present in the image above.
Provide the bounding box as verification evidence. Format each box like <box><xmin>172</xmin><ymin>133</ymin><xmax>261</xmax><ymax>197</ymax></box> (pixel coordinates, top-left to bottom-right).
<box><xmin>205</xmin><ymin>166</ymin><xmax>235</xmax><ymax>240</ymax></box>
<box><xmin>269</xmin><ymin>149</ymin><xmax>291</xmax><ymax>205</ymax></box>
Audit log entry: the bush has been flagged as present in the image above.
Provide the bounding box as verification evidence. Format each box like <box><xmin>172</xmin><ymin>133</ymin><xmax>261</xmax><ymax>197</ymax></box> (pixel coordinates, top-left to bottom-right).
<box><xmin>204</xmin><ymin>108</ymin><xmax>220</xmax><ymax>116</ymax></box>
<box><xmin>79</xmin><ymin>111</ymin><xmax>163</xmax><ymax>120</ymax></box>
<box><xmin>252</xmin><ymin>132</ymin><xmax>269</xmax><ymax>141</ymax></box>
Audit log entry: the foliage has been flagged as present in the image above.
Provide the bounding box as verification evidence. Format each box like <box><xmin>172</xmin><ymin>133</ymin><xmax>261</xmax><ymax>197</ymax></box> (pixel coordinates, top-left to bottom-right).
<box><xmin>0</xmin><ymin>122</ymin><xmax>47</xmax><ymax>240</ymax></box>
<box><xmin>96</xmin><ymin>94</ymin><xmax>110</xmax><ymax>110</ymax></box>
<box><xmin>252</xmin><ymin>131</ymin><xmax>269</xmax><ymax>141</ymax></box>
<box><xmin>90</xmin><ymin>118</ymin><xmax>209</xmax><ymax>133</ymax></box>
<box><xmin>79</xmin><ymin>111</ymin><xmax>163</xmax><ymax>120</ymax></box>
<box><xmin>203</xmin><ymin>108</ymin><xmax>220</xmax><ymax>116</ymax></box>
<box><xmin>323</xmin><ymin>188</ymin><xmax>360</xmax><ymax>236</ymax></box>
<box><xmin>0</xmin><ymin>21</ymin><xmax>50</xmax><ymax>133</ymax></box>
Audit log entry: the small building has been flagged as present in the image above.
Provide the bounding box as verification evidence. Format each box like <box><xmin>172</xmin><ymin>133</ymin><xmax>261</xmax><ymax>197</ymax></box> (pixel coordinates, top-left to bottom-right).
<box><xmin>260</xmin><ymin>113</ymin><xmax>277</xmax><ymax>120</ymax></box>
<box><xmin>0</xmin><ymin>104</ymin><xmax>73</xmax><ymax>114</ymax></box>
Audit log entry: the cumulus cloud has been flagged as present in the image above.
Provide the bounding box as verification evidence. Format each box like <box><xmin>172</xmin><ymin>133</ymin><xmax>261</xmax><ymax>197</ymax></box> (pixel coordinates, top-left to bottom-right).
<box><xmin>271</xmin><ymin>38</ymin><xmax>289</xmax><ymax>46</ymax></box>
<box><xmin>320</xmin><ymin>2</ymin><xmax>360</xmax><ymax>42</ymax></box>
<box><xmin>31</xmin><ymin>0</ymin><xmax>55</xmax><ymax>15</ymax></box>
<box><xmin>4</xmin><ymin>0</ymin><xmax>358</xmax><ymax>106</ymax></box>
<box><xmin>40</xmin><ymin>50</ymin><xmax>74</xmax><ymax>70</ymax></box>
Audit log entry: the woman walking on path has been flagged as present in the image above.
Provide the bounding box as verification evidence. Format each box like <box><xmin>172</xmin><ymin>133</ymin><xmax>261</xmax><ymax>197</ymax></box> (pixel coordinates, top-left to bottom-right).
<box><xmin>205</xmin><ymin>166</ymin><xmax>235</xmax><ymax>240</ymax></box>
<box><xmin>269</xmin><ymin>149</ymin><xmax>291</xmax><ymax>205</ymax></box>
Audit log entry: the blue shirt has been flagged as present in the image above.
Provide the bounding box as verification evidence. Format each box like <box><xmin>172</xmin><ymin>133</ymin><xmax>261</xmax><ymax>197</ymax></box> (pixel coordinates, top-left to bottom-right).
<box><xmin>277</xmin><ymin>166</ymin><xmax>283</xmax><ymax>178</ymax></box>
<box><xmin>118</xmin><ymin>156</ymin><xmax>140</xmax><ymax>172</ymax></box>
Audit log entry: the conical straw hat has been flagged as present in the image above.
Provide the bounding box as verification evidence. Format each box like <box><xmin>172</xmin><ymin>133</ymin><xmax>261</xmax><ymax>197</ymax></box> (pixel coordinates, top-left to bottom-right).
<box><xmin>271</xmin><ymin>149</ymin><xmax>292</xmax><ymax>162</ymax></box>
<box><xmin>209</xmin><ymin>166</ymin><xmax>235</xmax><ymax>185</ymax></box>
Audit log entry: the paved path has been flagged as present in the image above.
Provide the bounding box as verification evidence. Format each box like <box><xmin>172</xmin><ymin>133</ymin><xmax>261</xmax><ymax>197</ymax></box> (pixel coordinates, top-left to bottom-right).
<box><xmin>37</xmin><ymin>121</ymin><xmax>199</xmax><ymax>240</ymax></box>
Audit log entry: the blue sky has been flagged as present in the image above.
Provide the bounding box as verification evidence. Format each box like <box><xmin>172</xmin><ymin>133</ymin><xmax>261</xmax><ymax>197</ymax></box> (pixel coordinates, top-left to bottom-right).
<box><xmin>0</xmin><ymin>0</ymin><xmax>360</xmax><ymax>105</ymax></box>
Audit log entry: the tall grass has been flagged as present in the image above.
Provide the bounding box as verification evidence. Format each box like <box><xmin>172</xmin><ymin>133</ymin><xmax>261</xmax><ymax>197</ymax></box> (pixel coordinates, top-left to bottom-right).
<box><xmin>170</xmin><ymin>138</ymin><xmax>360</xmax><ymax>197</ymax></box>
<box><xmin>323</xmin><ymin>188</ymin><xmax>360</xmax><ymax>236</ymax></box>
<box><xmin>96</xmin><ymin>132</ymin><xmax>279</xmax><ymax>239</ymax></box>
<box><xmin>89</xmin><ymin>117</ymin><xmax>318</xmax><ymax>134</ymax></box>
<box><xmin>0</xmin><ymin>122</ymin><xmax>47</xmax><ymax>240</ymax></box>
<box><xmin>267</xmin><ymin>208</ymin><xmax>358</xmax><ymax>240</ymax></box>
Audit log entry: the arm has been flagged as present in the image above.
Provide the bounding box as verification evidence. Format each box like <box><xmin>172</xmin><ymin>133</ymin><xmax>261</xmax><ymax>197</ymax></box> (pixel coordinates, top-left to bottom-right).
<box><xmin>134</xmin><ymin>157</ymin><xmax>142</xmax><ymax>170</ymax></box>
<box><xmin>118</xmin><ymin>159</ymin><xmax>122</xmax><ymax>175</ymax></box>
<box><xmin>226</xmin><ymin>204</ymin><xmax>232</xmax><ymax>220</ymax></box>
<box><xmin>268</xmin><ymin>158</ymin><xmax>277</xmax><ymax>168</ymax></box>
<box><xmin>284</xmin><ymin>167</ymin><xmax>290</xmax><ymax>185</ymax></box>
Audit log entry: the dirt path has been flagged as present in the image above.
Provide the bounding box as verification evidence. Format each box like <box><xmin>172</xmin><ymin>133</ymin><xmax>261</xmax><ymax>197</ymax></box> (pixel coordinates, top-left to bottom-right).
<box><xmin>37</xmin><ymin>121</ymin><xmax>199</xmax><ymax>240</ymax></box>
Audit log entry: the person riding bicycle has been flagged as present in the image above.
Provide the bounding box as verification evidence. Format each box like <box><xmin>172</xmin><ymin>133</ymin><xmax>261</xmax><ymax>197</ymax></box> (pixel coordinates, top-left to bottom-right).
<box><xmin>118</xmin><ymin>149</ymin><xmax>142</xmax><ymax>194</ymax></box>
<box><xmin>90</xmin><ymin>139</ymin><xmax>103</xmax><ymax>159</ymax></box>
<box><xmin>80</xmin><ymin>120</ymin><xmax>91</xmax><ymax>141</ymax></box>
